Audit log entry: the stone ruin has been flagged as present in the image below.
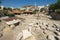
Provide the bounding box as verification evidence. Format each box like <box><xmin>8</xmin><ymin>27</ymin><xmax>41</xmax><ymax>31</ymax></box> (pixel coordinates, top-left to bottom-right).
<box><xmin>27</xmin><ymin>21</ymin><xmax>60</xmax><ymax>40</ymax></box>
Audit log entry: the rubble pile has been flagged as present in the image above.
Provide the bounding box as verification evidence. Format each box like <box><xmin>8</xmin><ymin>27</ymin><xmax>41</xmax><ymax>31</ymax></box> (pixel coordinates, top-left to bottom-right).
<box><xmin>27</xmin><ymin>21</ymin><xmax>60</xmax><ymax>40</ymax></box>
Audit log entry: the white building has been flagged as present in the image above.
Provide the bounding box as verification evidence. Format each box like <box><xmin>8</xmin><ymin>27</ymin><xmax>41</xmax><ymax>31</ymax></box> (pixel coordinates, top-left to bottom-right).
<box><xmin>38</xmin><ymin>6</ymin><xmax>45</xmax><ymax>10</ymax></box>
<box><xmin>20</xmin><ymin>6</ymin><xmax>35</xmax><ymax>11</ymax></box>
<box><xmin>10</xmin><ymin>7</ymin><xmax>14</xmax><ymax>10</ymax></box>
<box><xmin>0</xmin><ymin>6</ymin><xmax>4</xmax><ymax>10</ymax></box>
<box><xmin>20</xmin><ymin>7</ymin><xmax>26</xmax><ymax>10</ymax></box>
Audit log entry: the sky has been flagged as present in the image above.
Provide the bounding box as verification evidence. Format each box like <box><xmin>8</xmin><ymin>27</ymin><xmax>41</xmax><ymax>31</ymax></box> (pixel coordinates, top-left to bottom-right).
<box><xmin>1</xmin><ymin>0</ymin><xmax>57</xmax><ymax>8</ymax></box>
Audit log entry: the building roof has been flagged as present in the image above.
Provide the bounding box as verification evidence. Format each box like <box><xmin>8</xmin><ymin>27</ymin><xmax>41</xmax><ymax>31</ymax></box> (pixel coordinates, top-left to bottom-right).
<box><xmin>12</xmin><ymin>9</ymin><xmax>21</xmax><ymax>13</ymax></box>
<box><xmin>3</xmin><ymin>17</ymin><xmax>23</xmax><ymax>22</ymax></box>
<box><xmin>8</xmin><ymin>10</ymin><xmax>13</xmax><ymax>14</ymax></box>
<box><xmin>24</xmin><ymin>10</ymin><xmax>33</xmax><ymax>13</ymax></box>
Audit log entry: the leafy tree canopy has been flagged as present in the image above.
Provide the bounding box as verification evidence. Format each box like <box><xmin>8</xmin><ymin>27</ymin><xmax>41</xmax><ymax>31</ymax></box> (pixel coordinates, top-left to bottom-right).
<box><xmin>50</xmin><ymin>0</ymin><xmax>60</xmax><ymax>9</ymax></box>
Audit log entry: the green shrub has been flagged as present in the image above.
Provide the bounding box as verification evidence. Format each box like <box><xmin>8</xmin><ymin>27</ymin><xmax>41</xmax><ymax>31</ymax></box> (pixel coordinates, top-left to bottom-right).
<box><xmin>33</xmin><ymin>10</ymin><xmax>38</xmax><ymax>14</ymax></box>
<box><xmin>8</xmin><ymin>14</ymin><xmax>15</xmax><ymax>17</ymax></box>
<box><xmin>56</xmin><ymin>9</ymin><xmax>60</xmax><ymax>14</ymax></box>
<box><xmin>0</xmin><ymin>20</ymin><xmax>1</xmax><ymax>22</ymax></box>
<box><xmin>4</xmin><ymin>13</ymin><xmax>15</xmax><ymax>17</ymax></box>
<box><xmin>33</xmin><ymin>10</ymin><xmax>36</xmax><ymax>14</ymax></box>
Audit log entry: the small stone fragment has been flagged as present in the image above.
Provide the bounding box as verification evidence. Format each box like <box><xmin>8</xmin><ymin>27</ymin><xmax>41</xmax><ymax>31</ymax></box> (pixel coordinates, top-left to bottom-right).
<box><xmin>54</xmin><ymin>36</ymin><xmax>59</xmax><ymax>40</ymax></box>
<box><xmin>48</xmin><ymin>35</ymin><xmax>55</xmax><ymax>40</ymax></box>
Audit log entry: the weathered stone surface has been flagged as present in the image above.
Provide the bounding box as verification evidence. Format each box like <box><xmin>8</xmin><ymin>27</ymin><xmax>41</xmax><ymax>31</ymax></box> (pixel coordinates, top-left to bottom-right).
<box><xmin>48</xmin><ymin>35</ymin><xmax>55</xmax><ymax>40</ymax></box>
<box><xmin>53</xmin><ymin>31</ymin><xmax>59</xmax><ymax>36</ymax></box>
<box><xmin>16</xmin><ymin>32</ymin><xmax>23</xmax><ymax>40</ymax></box>
<box><xmin>55</xmin><ymin>31</ymin><xmax>60</xmax><ymax>36</ymax></box>
<box><xmin>56</xmin><ymin>28</ymin><xmax>60</xmax><ymax>32</ymax></box>
<box><xmin>46</xmin><ymin>26</ymin><xmax>56</xmax><ymax>31</ymax></box>
<box><xmin>0</xmin><ymin>13</ymin><xmax>60</xmax><ymax>40</ymax></box>
<box><xmin>57</xmin><ymin>36</ymin><xmax>60</xmax><ymax>40</ymax></box>
<box><xmin>0</xmin><ymin>33</ymin><xmax>3</xmax><ymax>38</ymax></box>
<box><xmin>54</xmin><ymin>36</ymin><xmax>60</xmax><ymax>40</ymax></box>
<box><xmin>22</xmin><ymin>30</ymin><xmax>32</xmax><ymax>40</ymax></box>
<box><xmin>43</xmin><ymin>30</ymin><xmax>52</xmax><ymax>35</ymax></box>
<box><xmin>40</xmin><ymin>24</ymin><xmax>46</xmax><ymax>30</ymax></box>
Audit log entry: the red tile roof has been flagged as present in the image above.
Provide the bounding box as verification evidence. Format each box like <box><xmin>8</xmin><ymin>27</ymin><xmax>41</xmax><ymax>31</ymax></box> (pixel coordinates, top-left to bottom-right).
<box><xmin>12</xmin><ymin>10</ymin><xmax>21</xmax><ymax>13</ymax></box>
<box><xmin>3</xmin><ymin>17</ymin><xmax>23</xmax><ymax>22</ymax></box>
<box><xmin>24</xmin><ymin>10</ymin><xmax>33</xmax><ymax>12</ymax></box>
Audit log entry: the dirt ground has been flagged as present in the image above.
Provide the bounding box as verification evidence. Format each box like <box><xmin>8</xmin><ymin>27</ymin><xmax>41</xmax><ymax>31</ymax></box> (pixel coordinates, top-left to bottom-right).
<box><xmin>0</xmin><ymin>13</ymin><xmax>60</xmax><ymax>40</ymax></box>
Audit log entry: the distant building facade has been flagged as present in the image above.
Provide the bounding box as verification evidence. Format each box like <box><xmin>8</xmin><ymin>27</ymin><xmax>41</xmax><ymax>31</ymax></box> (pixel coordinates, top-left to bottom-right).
<box><xmin>38</xmin><ymin>6</ymin><xmax>45</xmax><ymax>10</ymax></box>
<box><xmin>0</xmin><ymin>6</ymin><xmax>4</xmax><ymax>10</ymax></box>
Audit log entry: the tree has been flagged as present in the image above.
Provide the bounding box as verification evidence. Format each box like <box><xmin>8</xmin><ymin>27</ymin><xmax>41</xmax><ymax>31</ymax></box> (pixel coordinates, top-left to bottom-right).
<box><xmin>49</xmin><ymin>0</ymin><xmax>60</xmax><ymax>20</ymax></box>
<box><xmin>57</xmin><ymin>0</ymin><xmax>60</xmax><ymax>3</ymax></box>
<box><xmin>49</xmin><ymin>0</ymin><xmax>60</xmax><ymax>12</ymax></box>
<box><xmin>40</xmin><ymin>8</ymin><xmax>46</xmax><ymax>12</ymax></box>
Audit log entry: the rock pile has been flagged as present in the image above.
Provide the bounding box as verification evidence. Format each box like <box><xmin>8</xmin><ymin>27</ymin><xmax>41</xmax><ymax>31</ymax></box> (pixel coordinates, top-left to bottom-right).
<box><xmin>27</xmin><ymin>21</ymin><xmax>60</xmax><ymax>40</ymax></box>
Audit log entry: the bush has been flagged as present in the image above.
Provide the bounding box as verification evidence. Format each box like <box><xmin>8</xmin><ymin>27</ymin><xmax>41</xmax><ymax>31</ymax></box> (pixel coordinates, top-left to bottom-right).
<box><xmin>0</xmin><ymin>20</ymin><xmax>1</xmax><ymax>22</ymax></box>
<box><xmin>56</xmin><ymin>9</ymin><xmax>60</xmax><ymax>14</ymax></box>
<box><xmin>33</xmin><ymin>10</ymin><xmax>38</xmax><ymax>14</ymax></box>
<box><xmin>33</xmin><ymin>10</ymin><xmax>36</xmax><ymax>14</ymax></box>
<box><xmin>4</xmin><ymin>13</ymin><xmax>15</xmax><ymax>17</ymax></box>
<box><xmin>40</xmin><ymin>8</ymin><xmax>46</xmax><ymax>12</ymax></box>
<box><xmin>8</xmin><ymin>14</ymin><xmax>15</xmax><ymax>17</ymax></box>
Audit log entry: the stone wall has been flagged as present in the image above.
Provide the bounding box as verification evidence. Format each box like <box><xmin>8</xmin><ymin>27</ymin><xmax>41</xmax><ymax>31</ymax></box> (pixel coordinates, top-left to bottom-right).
<box><xmin>50</xmin><ymin>12</ymin><xmax>60</xmax><ymax>20</ymax></box>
